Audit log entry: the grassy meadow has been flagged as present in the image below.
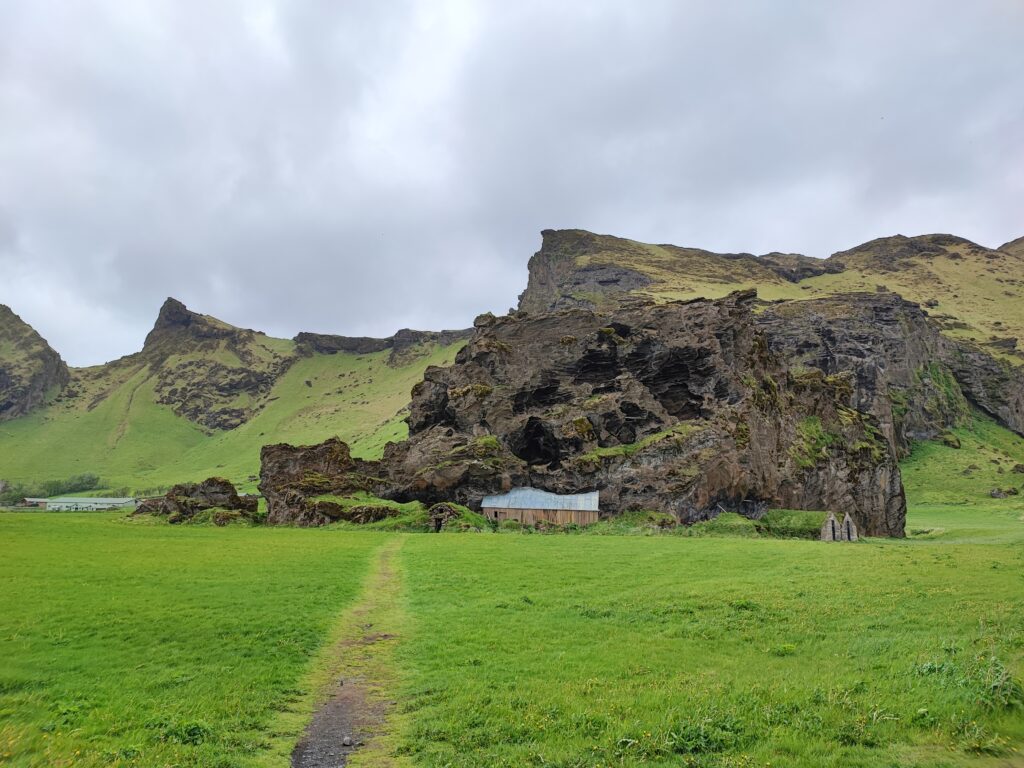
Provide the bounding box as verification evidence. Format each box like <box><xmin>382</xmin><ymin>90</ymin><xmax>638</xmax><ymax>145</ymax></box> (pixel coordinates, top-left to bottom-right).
<box><xmin>0</xmin><ymin>515</ymin><xmax>385</xmax><ymax>767</ymax></box>
<box><xmin>1</xmin><ymin>416</ymin><xmax>1023</xmax><ymax>767</ymax></box>
<box><xmin>391</xmin><ymin>504</ymin><xmax>1024</xmax><ymax>768</ymax></box>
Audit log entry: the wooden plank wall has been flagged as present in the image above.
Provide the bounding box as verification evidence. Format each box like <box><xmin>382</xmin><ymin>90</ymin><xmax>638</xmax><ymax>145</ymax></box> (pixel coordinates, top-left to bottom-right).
<box><xmin>484</xmin><ymin>507</ymin><xmax>600</xmax><ymax>526</ymax></box>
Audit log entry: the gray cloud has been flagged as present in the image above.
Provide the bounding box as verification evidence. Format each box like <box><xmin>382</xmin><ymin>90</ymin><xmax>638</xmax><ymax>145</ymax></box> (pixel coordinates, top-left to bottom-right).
<box><xmin>1</xmin><ymin>0</ymin><xmax>1021</xmax><ymax>365</ymax></box>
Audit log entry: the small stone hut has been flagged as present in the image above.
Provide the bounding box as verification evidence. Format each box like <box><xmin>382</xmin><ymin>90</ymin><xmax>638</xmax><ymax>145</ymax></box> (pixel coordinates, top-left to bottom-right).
<box><xmin>821</xmin><ymin>511</ymin><xmax>858</xmax><ymax>542</ymax></box>
<box><xmin>481</xmin><ymin>488</ymin><xmax>599</xmax><ymax>526</ymax></box>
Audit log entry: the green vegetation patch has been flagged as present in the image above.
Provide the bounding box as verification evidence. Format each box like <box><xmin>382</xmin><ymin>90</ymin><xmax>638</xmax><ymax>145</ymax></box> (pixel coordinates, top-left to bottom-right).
<box><xmin>578</xmin><ymin>422</ymin><xmax>703</xmax><ymax>464</ymax></box>
<box><xmin>754</xmin><ymin>509</ymin><xmax>829</xmax><ymax>539</ymax></box>
<box><xmin>684</xmin><ymin>511</ymin><xmax>760</xmax><ymax>537</ymax></box>
<box><xmin>789</xmin><ymin>415</ymin><xmax>841</xmax><ymax>468</ymax></box>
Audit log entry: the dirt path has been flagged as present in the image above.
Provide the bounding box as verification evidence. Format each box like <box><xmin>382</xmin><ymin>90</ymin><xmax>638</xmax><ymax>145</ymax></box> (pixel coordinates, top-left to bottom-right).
<box><xmin>290</xmin><ymin>538</ymin><xmax>407</xmax><ymax>768</ymax></box>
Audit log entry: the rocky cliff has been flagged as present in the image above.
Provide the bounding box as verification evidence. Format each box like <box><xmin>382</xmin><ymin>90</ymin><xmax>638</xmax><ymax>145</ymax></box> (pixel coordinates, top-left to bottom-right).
<box><xmin>261</xmin><ymin>291</ymin><xmax>906</xmax><ymax>536</ymax></box>
<box><xmin>259</xmin><ymin>438</ymin><xmax>387</xmax><ymax>526</ymax></box>
<box><xmin>0</xmin><ymin>304</ymin><xmax>69</xmax><ymax>420</ymax></box>
<box><xmin>517</xmin><ymin>229</ymin><xmax>1024</xmax><ymax>363</ymax></box>
<box><xmin>759</xmin><ymin>293</ymin><xmax>1024</xmax><ymax>456</ymax></box>
<box><xmin>516</xmin><ymin>229</ymin><xmax>842</xmax><ymax>314</ymax></box>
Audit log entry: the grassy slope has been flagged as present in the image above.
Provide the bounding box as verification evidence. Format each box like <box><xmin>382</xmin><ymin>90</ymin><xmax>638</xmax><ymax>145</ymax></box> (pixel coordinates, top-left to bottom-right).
<box><xmin>0</xmin><ymin>343</ymin><xmax>462</xmax><ymax>493</ymax></box>
<box><xmin>790</xmin><ymin>248</ymin><xmax>1024</xmax><ymax>355</ymax></box>
<box><xmin>901</xmin><ymin>412</ymin><xmax>1024</xmax><ymax>544</ymax></box>
<box><xmin>0</xmin><ymin>513</ymin><xmax>385</xmax><ymax>768</ymax></box>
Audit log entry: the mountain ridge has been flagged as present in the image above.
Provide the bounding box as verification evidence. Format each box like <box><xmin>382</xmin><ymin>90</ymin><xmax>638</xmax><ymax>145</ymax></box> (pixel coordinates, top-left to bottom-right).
<box><xmin>517</xmin><ymin>229</ymin><xmax>1024</xmax><ymax>364</ymax></box>
<box><xmin>1</xmin><ymin>227</ymin><xmax>1021</xmax><ymax>498</ymax></box>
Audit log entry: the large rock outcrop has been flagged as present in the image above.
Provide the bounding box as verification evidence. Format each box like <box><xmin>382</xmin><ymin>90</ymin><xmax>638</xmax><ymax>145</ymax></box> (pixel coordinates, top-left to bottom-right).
<box><xmin>516</xmin><ymin>229</ymin><xmax>842</xmax><ymax>314</ymax></box>
<box><xmin>759</xmin><ymin>293</ymin><xmax>1024</xmax><ymax>456</ymax></box>
<box><xmin>258</xmin><ymin>438</ymin><xmax>387</xmax><ymax>526</ymax></box>
<box><xmin>261</xmin><ymin>291</ymin><xmax>907</xmax><ymax>536</ymax></box>
<box><xmin>134</xmin><ymin>477</ymin><xmax>258</xmax><ymax>524</ymax></box>
<box><xmin>0</xmin><ymin>305</ymin><xmax>69</xmax><ymax>420</ymax></box>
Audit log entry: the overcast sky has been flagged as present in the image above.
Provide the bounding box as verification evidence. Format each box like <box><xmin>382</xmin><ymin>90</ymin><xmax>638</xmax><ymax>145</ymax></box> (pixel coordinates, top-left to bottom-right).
<box><xmin>1</xmin><ymin>1</ymin><xmax>1022</xmax><ymax>366</ymax></box>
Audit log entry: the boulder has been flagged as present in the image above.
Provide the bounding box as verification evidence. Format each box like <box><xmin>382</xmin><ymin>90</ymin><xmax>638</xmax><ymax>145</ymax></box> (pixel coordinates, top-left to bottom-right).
<box><xmin>258</xmin><ymin>438</ymin><xmax>386</xmax><ymax>526</ymax></box>
<box><xmin>134</xmin><ymin>477</ymin><xmax>257</xmax><ymax>524</ymax></box>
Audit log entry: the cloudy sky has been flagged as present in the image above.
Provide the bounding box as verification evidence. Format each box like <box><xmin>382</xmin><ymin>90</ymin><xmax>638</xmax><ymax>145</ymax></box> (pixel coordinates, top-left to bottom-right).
<box><xmin>1</xmin><ymin>1</ymin><xmax>1022</xmax><ymax>365</ymax></box>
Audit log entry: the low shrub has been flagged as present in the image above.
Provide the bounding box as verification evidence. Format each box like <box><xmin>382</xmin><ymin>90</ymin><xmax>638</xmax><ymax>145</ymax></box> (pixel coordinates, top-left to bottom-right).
<box><xmin>755</xmin><ymin>509</ymin><xmax>829</xmax><ymax>539</ymax></box>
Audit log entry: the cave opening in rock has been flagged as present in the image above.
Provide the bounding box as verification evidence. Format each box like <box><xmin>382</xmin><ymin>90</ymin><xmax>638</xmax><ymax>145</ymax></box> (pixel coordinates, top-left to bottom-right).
<box><xmin>510</xmin><ymin>417</ymin><xmax>562</xmax><ymax>468</ymax></box>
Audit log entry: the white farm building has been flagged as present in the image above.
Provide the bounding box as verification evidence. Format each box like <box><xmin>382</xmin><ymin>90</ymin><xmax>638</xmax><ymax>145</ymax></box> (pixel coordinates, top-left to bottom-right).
<box><xmin>24</xmin><ymin>497</ymin><xmax>136</xmax><ymax>512</ymax></box>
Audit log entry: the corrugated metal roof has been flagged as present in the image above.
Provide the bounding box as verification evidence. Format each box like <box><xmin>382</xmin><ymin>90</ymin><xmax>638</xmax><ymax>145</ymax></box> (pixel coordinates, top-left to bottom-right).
<box><xmin>481</xmin><ymin>487</ymin><xmax>599</xmax><ymax>511</ymax></box>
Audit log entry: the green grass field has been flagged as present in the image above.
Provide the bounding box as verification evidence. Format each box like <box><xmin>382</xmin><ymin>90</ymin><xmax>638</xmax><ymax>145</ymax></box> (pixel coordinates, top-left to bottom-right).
<box><xmin>0</xmin><ymin>515</ymin><xmax>386</xmax><ymax>767</ymax></box>
<box><xmin>2</xmin><ymin>417</ymin><xmax>1022</xmax><ymax>767</ymax></box>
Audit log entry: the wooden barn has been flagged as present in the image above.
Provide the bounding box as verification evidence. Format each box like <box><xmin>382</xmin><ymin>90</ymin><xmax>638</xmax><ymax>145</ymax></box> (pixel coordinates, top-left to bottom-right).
<box><xmin>481</xmin><ymin>488</ymin><xmax>599</xmax><ymax>526</ymax></box>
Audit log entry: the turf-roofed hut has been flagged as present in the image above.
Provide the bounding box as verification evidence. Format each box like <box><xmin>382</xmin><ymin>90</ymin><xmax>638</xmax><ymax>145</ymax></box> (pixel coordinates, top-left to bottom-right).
<box><xmin>481</xmin><ymin>487</ymin><xmax>600</xmax><ymax>526</ymax></box>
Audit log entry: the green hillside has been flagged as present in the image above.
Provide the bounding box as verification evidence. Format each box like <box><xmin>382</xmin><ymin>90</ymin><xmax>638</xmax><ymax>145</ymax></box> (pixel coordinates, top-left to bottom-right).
<box><xmin>0</xmin><ymin>342</ymin><xmax>462</xmax><ymax>494</ymax></box>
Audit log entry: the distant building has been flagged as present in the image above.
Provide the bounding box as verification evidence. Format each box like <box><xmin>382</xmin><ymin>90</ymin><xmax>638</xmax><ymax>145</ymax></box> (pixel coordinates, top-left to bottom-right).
<box><xmin>25</xmin><ymin>497</ymin><xmax>136</xmax><ymax>512</ymax></box>
<box><xmin>481</xmin><ymin>488</ymin><xmax>599</xmax><ymax>526</ymax></box>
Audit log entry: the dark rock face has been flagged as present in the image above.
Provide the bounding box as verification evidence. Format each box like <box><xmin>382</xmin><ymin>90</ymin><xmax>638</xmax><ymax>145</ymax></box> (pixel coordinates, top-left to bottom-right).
<box><xmin>759</xmin><ymin>293</ymin><xmax>1024</xmax><ymax>456</ymax></box>
<box><xmin>261</xmin><ymin>291</ymin><xmax>907</xmax><ymax>536</ymax></box>
<box><xmin>392</xmin><ymin>290</ymin><xmax>904</xmax><ymax>536</ymax></box>
<box><xmin>294</xmin><ymin>332</ymin><xmax>392</xmax><ymax>356</ymax></box>
<box><xmin>941</xmin><ymin>343</ymin><xmax>1024</xmax><ymax>438</ymax></box>
<box><xmin>134</xmin><ymin>477</ymin><xmax>257</xmax><ymax>524</ymax></box>
<box><xmin>258</xmin><ymin>438</ymin><xmax>386</xmax><ymax>526</ymax></box>
<box><xmin>0</xmin><ymin>305</ymin><xmax>69</xmax><ymax>421</ymax></box>
<box><xmin>827</xmin><ymin>233</ymin><xmax>988</xmax><ymax>272</ymax></box>
<box><xmin>517</xmin><ymin>230</ymin><xmax>655</xmax><ymax>313</ymax></box>
<box><xmin>754</xmin><ymin>252</ymin><xmax>842</xmax><ymax>282</ymax></box>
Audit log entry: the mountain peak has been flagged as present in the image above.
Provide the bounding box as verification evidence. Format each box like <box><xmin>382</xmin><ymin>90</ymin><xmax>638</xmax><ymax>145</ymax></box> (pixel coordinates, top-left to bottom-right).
<box><xmin>152</xmin><ymin>297</ymin><xmax>195</xmax><ymax>331</ymax></box>
<box><xmin>142</xmin><ymin>298</ymin><xmax>239</xmax><ymax>355</ymax></box>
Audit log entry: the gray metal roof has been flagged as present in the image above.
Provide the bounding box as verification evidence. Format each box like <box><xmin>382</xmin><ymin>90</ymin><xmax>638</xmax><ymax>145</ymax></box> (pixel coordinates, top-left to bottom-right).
<box><xmin>481</xmin><ymin>487</ymin><xmax>599</xmax><ymax>511</ymax></box>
